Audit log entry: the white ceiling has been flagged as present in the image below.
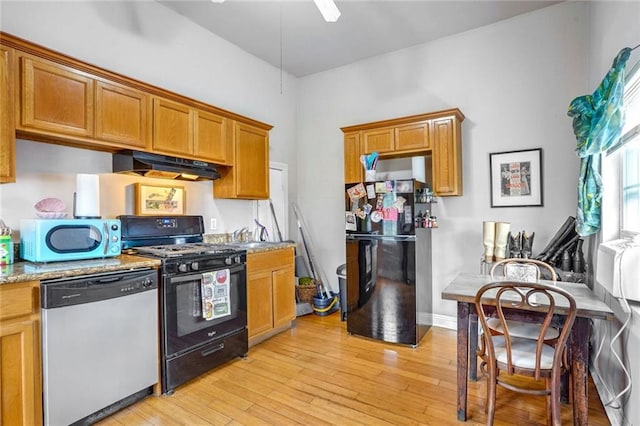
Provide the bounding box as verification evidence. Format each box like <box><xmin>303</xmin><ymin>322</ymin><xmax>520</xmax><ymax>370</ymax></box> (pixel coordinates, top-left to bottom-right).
<box><xmin>158</xmin><ymin>0</ymin><xmax>562</xmax><ymax>77</ymax></box>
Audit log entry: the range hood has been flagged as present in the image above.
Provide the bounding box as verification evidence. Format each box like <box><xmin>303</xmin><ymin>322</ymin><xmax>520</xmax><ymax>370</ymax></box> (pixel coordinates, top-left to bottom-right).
<box><xmin>113</xmin><ymin>150</ymin><xmax>220</xmax><ymax>181</ymax></box>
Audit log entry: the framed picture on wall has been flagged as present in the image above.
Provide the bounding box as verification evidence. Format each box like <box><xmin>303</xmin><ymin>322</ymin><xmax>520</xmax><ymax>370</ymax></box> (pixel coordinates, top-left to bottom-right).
<box><xmin>135</xmin><ymin>183</ymin><xmax>186</xmax><ymax>215</ymax></box>
<box><xmin>489</xmin><ymin>148</ymin><xmax>543</xmax><ymax>207</ymax></box>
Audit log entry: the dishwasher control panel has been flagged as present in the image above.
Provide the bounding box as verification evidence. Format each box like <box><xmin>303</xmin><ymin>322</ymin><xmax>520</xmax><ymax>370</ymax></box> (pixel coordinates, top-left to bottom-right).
<box><xmin>41</xmin><ymin>269</ymin><xmax>159</xmax><ymax>309</ymax></box>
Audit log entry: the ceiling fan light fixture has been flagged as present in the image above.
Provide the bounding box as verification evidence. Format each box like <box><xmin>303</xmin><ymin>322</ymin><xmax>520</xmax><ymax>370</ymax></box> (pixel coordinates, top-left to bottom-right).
<box><xmin>313</xmin><ymin>0</ymin><xmax>341</xmax><ymax>22</ymax></box>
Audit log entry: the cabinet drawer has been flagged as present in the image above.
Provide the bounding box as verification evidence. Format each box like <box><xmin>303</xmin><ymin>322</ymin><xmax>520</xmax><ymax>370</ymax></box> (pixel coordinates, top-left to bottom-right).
<box><xmin>0</xmin><ymin>282</ymin><xmax>37</xmax><ymax>320</ymax></box>
<box><xmin>247</xmin><ymin>247</ymin><xmax>294</xmax><ymax>273</ymax></box>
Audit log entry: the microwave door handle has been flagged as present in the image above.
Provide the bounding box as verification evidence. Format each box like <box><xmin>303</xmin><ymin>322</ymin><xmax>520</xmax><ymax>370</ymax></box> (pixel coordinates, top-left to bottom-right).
<box><xmin>103</xmin><ymin>222</ymin><xmax>109</xmax><ymax>256</ymax></box>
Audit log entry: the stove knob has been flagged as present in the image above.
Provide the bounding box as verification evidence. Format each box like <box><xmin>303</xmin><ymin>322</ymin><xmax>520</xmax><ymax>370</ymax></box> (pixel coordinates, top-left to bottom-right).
<box><xmin>190</xmin><ymin>262</ymin><xmax>199</xmax><ymax>271</ymax></box>
<box><xmin>224</xmin><ymin>257</ymin><xmax>233</xmax><ymax>266</ymax></box>
<box><xmin>235</xmin><ymin>255</ymin><xmax>242</xmax><ymax>264</ymax></box>
<box><xmin>178</xmin><ymin>263</ymin><xmax>188</xmax><ymax>273</ymax></box>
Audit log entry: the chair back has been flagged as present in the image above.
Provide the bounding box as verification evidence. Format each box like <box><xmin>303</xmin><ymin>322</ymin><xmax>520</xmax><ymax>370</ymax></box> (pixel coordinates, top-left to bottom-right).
<box><xmin>474</xmin><ymin>281</ymin><xmax>576</xmax><ymax>380</ymax></box>
<box><xmin>490</xmin><ymin>258</ymin><xmax>557</xmax><ymax>283</ymax></box>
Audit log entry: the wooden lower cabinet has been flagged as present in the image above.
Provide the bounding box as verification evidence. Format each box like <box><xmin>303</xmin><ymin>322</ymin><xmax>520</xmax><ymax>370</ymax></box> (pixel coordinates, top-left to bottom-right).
<box><xmin>246</xmin><ymin>247</ymin><xmax>295</xmax><ymax>347</ymax></box>
<box><xmin>0</xmin><ymin>281</ymin><xmax>42</xmax><ymax>426</ymax></box>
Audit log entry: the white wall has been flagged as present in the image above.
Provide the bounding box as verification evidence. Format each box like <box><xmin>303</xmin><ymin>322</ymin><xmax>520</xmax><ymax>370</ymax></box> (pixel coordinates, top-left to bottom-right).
<box><xmin>296</xmin><ymin>2</ymin><xmax>588</xmax><ymax>317</ymax></box>
<box><xmin>0</xmin><ymin>1</ymin><xmax>298</xmax><ymax>236</ymax></box>
<box><xmin>587</xmin><ymin>2</ymin><xmax>640</xmax><ymax>425</ymax></box>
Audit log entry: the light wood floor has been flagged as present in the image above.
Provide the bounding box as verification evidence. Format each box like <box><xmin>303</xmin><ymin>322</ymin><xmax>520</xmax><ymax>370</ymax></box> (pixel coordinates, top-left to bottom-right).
<box><xmin>98</xmin><ymin>313</ymin><xmax>610</xmax><ymax>425</ymax></box>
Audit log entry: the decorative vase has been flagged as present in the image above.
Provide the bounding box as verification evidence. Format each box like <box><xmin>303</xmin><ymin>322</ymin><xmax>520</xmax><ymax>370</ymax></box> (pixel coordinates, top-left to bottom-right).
<box><xmin>572</xmin><ymin>239</ymin><xmax>585</xmax><ymax>273</ymax></box>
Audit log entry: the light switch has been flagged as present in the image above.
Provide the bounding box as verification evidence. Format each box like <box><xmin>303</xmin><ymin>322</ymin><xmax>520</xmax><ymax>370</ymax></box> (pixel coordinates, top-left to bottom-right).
<box><xmin>210</xmin><ymin>218</ymin><xmax>217</xmax><ymax>230</ymax></box>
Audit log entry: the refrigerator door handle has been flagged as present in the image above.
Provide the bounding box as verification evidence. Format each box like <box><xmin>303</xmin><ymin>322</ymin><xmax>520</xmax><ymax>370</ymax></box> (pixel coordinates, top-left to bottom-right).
<box><xmin>346</xmin><ymin>234</ymin><xmax>416</xmax><ymax>242</ymax></box>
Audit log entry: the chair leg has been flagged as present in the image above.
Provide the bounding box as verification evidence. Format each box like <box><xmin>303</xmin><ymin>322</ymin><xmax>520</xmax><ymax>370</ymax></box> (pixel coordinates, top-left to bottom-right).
<box><xmin>550</xmin><ymin>373</ymin><xmax>562</xmax><ymax>426</ymax></box>
<box><xmin>545</xmin><ymin>377</ymin><xmax>553</xmax><ymax>425</ymax></box>
<box><xmin>486</xmin><ymin>365</ymin><xmax>497</xmax><ymax>425</ymax></box>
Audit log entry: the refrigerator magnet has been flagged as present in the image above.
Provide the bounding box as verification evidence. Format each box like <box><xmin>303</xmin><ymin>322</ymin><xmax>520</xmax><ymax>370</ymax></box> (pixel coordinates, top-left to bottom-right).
<box><xmin>355</xmin><ymin>208</ymin><xmax>366</xmax><ymax>219</ymax></box>
<box><xmin>394</xmin><ymin>196</ymin><xmax>406</xmax><ymax>213</ymax></box>
<box><xmin>375</xmin><ymin>194</ymin><xmax>384</xmax><ymax>210</ymax></box>
<box><xmin>363</xmin><ymin>203</ymin><xmax>373</xmax><ymax>214</ymax></box>
<box><xmin>347</xmin><ymin>183</ymin><xmax>367</xmax><ymax>200</ymax></box>
<box><xmin>382</xmin><ymin>207</ymin><xmax>398</xmax><ymax>221</ymax></box>
<box><xmin>375</xmin><ymin>182</ymin><xmax>390</xmax><ymax>193</ymax></box>
<box><xmin>345</xmin><ymin>212</ymin><xmax>357</xmax><ymax>230</ymax></box>
<box><xmin>395</xmin><ymin>180</ymin><xmax>412</xmax><ymax>193</ymax></box>
<box><xmin>366</xmin><ymin>184</ymin><xmax>376</xmax><ymax>199</ymax></box>
<box><xmin>370</xmin><ymin>211</ymin><xmax>383</xmax><ymax>223</ymax></box>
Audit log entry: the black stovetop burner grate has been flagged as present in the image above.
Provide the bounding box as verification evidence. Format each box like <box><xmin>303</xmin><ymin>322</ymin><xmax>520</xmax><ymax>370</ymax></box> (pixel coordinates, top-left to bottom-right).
<box><xmin>133</xmin><ymin>243</ymin><xmax>239</xmax><ymax>258</ymax></box>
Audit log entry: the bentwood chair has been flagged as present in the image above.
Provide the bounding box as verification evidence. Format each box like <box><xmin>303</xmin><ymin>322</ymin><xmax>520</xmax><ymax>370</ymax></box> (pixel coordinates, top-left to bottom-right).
<box><xmin>474</xmin><ymin>281</ymin><xmax>576</xmax><ymax>425</ymax></box>
<box><xmin>487</xmin><ymin>258</ymin><xmax>559</xmax><ymax>340</ymax></box>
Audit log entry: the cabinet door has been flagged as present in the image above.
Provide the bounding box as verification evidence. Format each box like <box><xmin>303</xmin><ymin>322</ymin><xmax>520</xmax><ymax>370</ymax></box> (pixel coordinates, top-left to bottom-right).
<box><xmin>247</xmin><ymin>271</ymin><xmax>274</xmax><ymax>338</ymax></box>
<box><xmin>0</xmin><ymin>46</ymin><xmax>15</xmax><ymax>183</ymax></box>
<box><xmin>234</xmin><ymin>122</ymin><xmax>269</xmax><ymax>199</ymax></box>
<box><xmin>0</xmin><ymin>319</ymin><xmax>41</xmax><ymax>426</ymax></box>
<box><xmin>272</xmin><ymin>266</ymin><xmax>295</xmax><ymax>329</ymax></box>
<box><xmin>432</xmin><ymin>116</ymin><xmax>462</xmax><ymax>196</ymax></box>
<box><xmin>344</xmin><ymin>131</ymin><xmax>362</xmax><ymax>183</ymax></box>
<box><xmin>20</xmin><ymin>56</ymin><xmax>94</xmax><ymax>137</ymax></box>
<box><xmin>95</xmin><ymin>80</ymin><xmax>150</xmax><ymax>149</ymax></box>
<box><xmin>194</xmin><ymin>109</ymin><xmax>227</xmax><ymax>164</ymax></box>
<box><xmin>395</xmin><ymin>121</ymin><xmax>430</xmax><ymax>151</ymax></box>
<box><xmin>152</xmin><ymin>97</ymin><xmax>193</xmax><ymax>157</ymax></box>
<box><xmin>362</xmin><ymin>127</ymin><xmax>394</xmax><ymax>153</ymax></box>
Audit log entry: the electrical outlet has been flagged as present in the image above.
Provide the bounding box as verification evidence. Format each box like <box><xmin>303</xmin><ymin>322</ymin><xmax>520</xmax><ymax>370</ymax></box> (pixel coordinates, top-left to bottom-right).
<box><xmin>210</xmin><ymin>218</ymin><xmax>217</xmax><ymax>231</ymax></box>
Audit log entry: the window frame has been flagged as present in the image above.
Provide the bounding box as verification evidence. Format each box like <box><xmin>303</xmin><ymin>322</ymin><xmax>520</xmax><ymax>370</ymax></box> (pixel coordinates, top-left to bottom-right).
<box><xmin>620</xmin><ymin>58</ymin><xmax>640</xmax><ymax>238</ymax></box>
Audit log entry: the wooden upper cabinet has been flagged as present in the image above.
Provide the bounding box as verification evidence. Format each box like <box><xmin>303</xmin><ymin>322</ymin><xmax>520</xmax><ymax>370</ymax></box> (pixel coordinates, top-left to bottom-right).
<box><xmin>361</xmin><ymin>122</ymin><xmax>430</xmax><ymax>156</ymax></box>
<box><xmin>432</xmin><ymin>115</ymin><xmax>463</xmax><ymax>196</ymax></box>
<box><xmin>152</xmin><ymin>97</ymin><xmax>193</xmax><ymax>156</ymax></box>
<box><xmin>19</xmin><ymin>55</ymin><xmax>94</xmax><ymax>137</ymax></box>
<box><xmin>343</xmin><ymin>131</ymin><xmax>362</xmax><ymax>184</ymax></box>
<box><xmin>0</xmin><ymin>46</ymin><xmax>15</xmax><ymax>184</ymax></box>
<box><xmin>395</xmin><ymin>121</ymin><xmax>430</xmax><ymax>151</ymax></box>
<box><xmin>214</xmin><ymin>121</ymin><xmax>269</xmax><ymax>200</ymax></box>
<box><xmin>194</xmin><ymin>110</ymin><xmax>228</xmax><ymax>164</ymax></box>
<box><xmin>152</xmin><ymin>97</ymin><xmax>229</xmax><ymax>163</ymax></box>
<box><xmin>342</xmin><ymin>109</ymin><xmax>464</xmax><ymax>195</ymax></box>
<box><xmin>95</xmin><ymin>80</ymin><xmax>150</xmax><ymax>149</ymax></box>
<box><xmin>234</xmin><ymin>122</ymin><xmax>269</xmax><ymax>198</ymax></box>
<box><xmin>362</xmin><ymin>127</ymin><xmax>394</xmax><ymax>153</ymax></box>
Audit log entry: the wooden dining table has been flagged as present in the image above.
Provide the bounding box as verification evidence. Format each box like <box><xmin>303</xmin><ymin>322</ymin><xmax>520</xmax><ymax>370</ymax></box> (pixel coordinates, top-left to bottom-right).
<box><xmin>441</xmin><ymin>273</ymin><xmax>614</xmax><ymax>425</ymax></box>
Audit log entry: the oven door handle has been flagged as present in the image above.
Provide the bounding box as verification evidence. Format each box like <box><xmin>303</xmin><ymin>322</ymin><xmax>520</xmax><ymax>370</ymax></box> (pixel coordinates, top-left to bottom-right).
<box><xmin>201</xmin><ymin>343</ymin><xmax>225</xmax><ymax>357</ymax></box>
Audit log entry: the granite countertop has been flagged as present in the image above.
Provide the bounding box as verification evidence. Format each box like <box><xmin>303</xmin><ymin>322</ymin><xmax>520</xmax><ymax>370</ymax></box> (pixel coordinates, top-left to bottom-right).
<box><xmin>0</xmin><ymin>241</ymin><xmax>296</xmax><ymax>285</ymax></box>
<box><xmin>238</xmin><ymin>241</ymin><xmax>297</xmax><ymax>254</ymax></box>
<box><xmin>0</xmin><ymin>255</ymin><xmax>161</xmax><ymax>285</ymax></box>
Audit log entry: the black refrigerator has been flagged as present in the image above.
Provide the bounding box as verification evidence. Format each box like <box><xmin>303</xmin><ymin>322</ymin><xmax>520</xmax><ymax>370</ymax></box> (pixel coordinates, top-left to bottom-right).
<box><xmin>344</xmin><ymin>179</ymin><xmax>433</xmax><ymax>346</ymax></box>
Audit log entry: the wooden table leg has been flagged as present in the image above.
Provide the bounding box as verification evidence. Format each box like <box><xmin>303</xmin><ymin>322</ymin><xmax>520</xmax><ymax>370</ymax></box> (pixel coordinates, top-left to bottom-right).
<box><xmin>469</xmin><ymin>310</ymin><xmax>478</xmax><ymax>381</ymax></box>
<box><xmin>457</xmin><ymin>302</ymin><xmax>470</xmax><ymax>421</ymax></box>
<box><xmin>571</xmin><ymin>317</ymin><xmax>589</xmax><ymax>426</ymax></box>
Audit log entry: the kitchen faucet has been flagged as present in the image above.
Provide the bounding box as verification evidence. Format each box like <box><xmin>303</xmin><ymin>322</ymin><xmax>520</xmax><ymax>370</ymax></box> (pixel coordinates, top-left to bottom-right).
<box><xmin>232</xmin><ymin>227</ymin><xmax>249</xmax><ymax>242</ymax></box>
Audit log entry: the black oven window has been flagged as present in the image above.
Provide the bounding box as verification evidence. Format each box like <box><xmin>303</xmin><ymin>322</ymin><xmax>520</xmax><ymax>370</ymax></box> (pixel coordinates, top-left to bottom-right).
<box><xmin>175</xmin><ymin>274</ymin><xmax>239</xmax><ymax>337</ymax></box>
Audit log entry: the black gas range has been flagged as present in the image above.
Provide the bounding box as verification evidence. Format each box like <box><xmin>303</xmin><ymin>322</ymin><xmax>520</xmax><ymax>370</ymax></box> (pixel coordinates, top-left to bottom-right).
<box><xmin>119</xmin><ymin>215</ymin><xmax>248</xmax><ymax>394</ymax></box>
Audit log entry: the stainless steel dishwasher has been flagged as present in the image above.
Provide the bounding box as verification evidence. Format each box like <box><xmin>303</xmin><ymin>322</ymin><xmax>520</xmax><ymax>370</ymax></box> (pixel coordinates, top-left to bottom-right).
<box><xmin>41</xmin><ymin>268</ymin><xmax>159</xmax><ymax>426</ymax></box>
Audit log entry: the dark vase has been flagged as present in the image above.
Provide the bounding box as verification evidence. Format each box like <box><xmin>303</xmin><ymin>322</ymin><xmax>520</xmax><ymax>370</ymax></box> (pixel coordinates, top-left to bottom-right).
<box><xmin>561</xmin><ymin>249</ymin><xmax>572</xmax><ymax>271</ymax></box>
<box><xmin>572</xmin><ymin>239</ymin><xmax>585</xmax><ymax>273</ymax></box>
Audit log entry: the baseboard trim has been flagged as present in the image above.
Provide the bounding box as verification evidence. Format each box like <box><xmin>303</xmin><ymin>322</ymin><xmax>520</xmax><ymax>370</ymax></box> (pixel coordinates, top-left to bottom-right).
<box><xmin>431</xmin><ymin>313</ymin><xmax>457</xmax><ymax>330</ymax></box>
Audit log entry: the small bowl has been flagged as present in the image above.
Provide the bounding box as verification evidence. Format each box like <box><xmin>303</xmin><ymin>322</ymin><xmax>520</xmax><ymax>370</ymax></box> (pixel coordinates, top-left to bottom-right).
<box><xmin>35</xmin><ymin>211</ymin><xmax>68</xmax><ymax>219</ymax></box>
<box><xmin>35</xmin><ymin>198</ymin><xmax>66</xmax><ymax>213</ymax></box>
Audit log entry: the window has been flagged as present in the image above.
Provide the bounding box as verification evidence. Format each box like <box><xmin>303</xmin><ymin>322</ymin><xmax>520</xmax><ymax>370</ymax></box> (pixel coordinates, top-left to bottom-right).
<box><xmin>621</xmin><ymin>60</ymin><xmax>640</xmax><ymax>235</ymax></box>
